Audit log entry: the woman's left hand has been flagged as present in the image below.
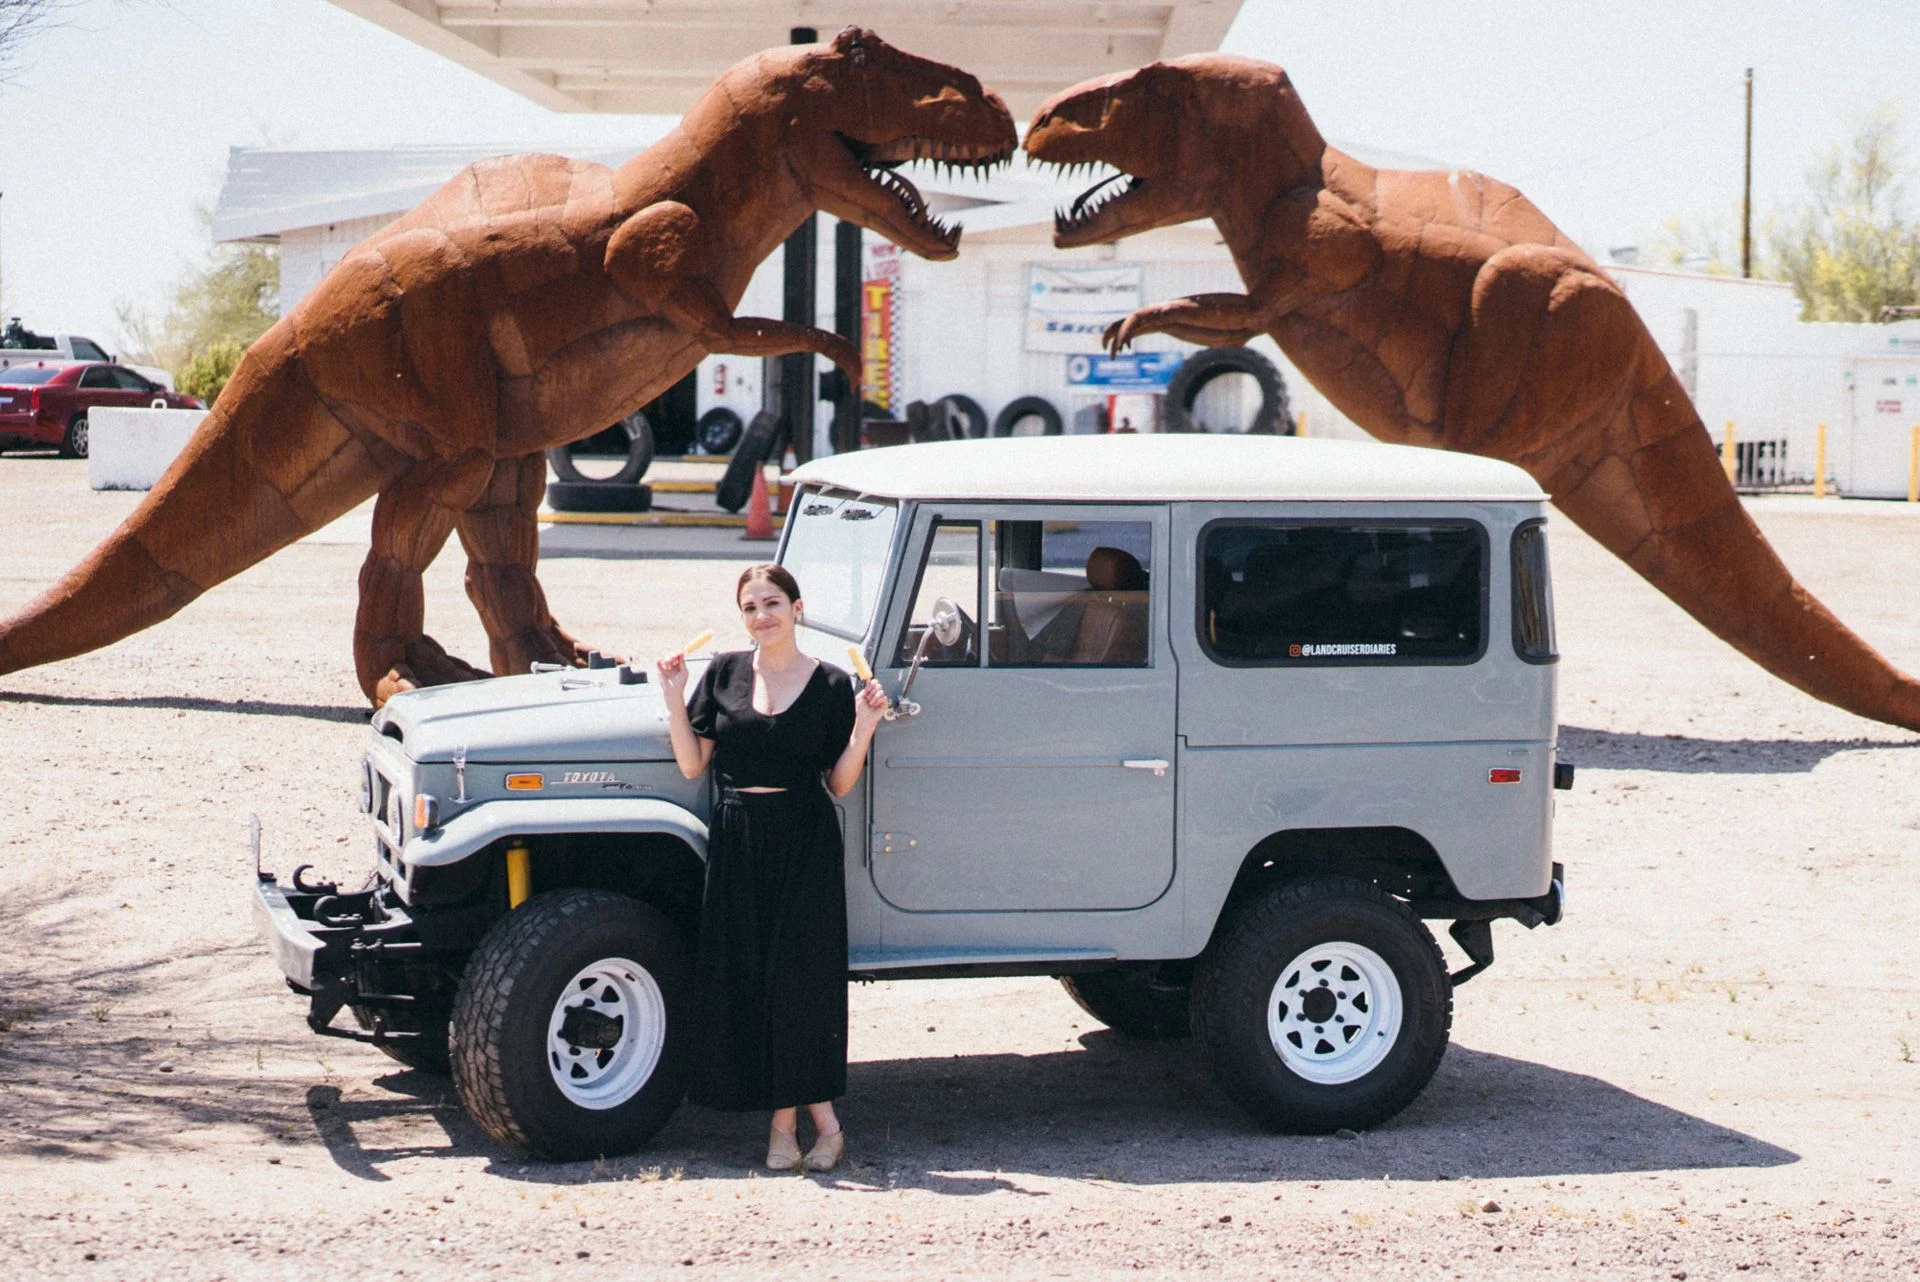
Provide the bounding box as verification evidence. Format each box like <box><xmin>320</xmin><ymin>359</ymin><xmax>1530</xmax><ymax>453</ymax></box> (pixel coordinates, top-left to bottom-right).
<box><xmin>853</xmin><ymin>678</ymin><xmax>889</xmax><ymax>731</ymax></box>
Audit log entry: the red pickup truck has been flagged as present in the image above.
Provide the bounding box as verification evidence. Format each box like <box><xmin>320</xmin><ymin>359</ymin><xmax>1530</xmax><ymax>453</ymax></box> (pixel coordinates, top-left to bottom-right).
<box><xmin>0</xmin><ymin>362</ymin><xmax>204</xmax><ymax>458</ymax></box>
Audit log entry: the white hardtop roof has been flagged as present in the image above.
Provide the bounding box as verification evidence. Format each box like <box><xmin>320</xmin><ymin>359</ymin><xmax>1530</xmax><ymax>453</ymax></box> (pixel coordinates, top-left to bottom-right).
<box><xmin>789</xmin><ymin>435</ymin><xmax>1547</xmax><ymax>504</ymax></box>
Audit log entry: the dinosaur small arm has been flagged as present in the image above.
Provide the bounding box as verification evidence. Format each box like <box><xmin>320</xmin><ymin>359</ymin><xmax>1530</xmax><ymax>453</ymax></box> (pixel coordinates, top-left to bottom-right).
<box><xmin>1026</xmin><ymin>55</ymin><xmax>1920</xmax><ymax>733</ymax></box>
<box><xmin>0</xmin><ymin>29</ymin><xmax>1015</xmax><ymax>707</ymax></box>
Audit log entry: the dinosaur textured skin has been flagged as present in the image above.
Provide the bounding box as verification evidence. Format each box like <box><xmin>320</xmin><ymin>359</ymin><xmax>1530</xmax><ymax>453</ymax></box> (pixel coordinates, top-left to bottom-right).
<box><xmin>1027</xmin><ymin>55</ymin><xmax>1920</xmax><ymax>732</ymax></box>
<box><xmin>0</xmin><ymin>28</ymin><xmax>1014</xmax><ymax>707</ymax></box>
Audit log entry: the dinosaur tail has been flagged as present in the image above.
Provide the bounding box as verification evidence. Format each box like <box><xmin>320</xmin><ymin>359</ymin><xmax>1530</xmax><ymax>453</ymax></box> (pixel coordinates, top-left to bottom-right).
<box><xmin>0</xmin><ymin>344</ymin><xmax>392</xmax><ymax>677</ymax></box>
<box><xmin>1549</xmin><ymin>362</ymin><xmax>1920</xmax><ymax>733</ymax></box>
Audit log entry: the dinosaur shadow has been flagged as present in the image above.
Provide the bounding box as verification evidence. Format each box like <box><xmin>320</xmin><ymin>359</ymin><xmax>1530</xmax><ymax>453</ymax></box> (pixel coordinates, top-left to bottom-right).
<box><xmin>1557</xmin><ymin>724</ymin><xmax>1919</xmax><ymax>775</ymax></box>
<box><xmin>297</xmin><ymin>1032</ymin><xmax>1794</xmax><ymax>1189</ymax></box>
<box><xmin>0</xmin><ymin>690</ymin><xmax>367</xmax><ymax>723</ymax></box>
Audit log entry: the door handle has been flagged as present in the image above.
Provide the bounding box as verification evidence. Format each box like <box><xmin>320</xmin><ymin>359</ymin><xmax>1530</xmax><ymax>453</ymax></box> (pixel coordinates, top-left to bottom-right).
<box><xmin>1122</xmin><ymin>758</ymin><xmax>1170</xmax><ymax>777</ymax></box>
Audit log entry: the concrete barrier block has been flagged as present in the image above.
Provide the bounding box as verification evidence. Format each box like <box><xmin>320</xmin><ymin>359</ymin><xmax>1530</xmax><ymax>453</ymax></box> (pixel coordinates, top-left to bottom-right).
<box><xmin>89</xmin><ymin>408</ymin><xmax>209</xmax><ymax>491</ymax></box>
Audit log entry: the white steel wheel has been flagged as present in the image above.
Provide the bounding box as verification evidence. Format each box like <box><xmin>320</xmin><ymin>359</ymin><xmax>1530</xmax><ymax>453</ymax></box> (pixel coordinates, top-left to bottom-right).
<box><xmin>1266</xmin><ymin>940</ymin><xmax>1403</xmax><ymax>1086</ymax></box>
<box><xmin>545</xmin><ymin>956</ymin><xmax>666</xmax><ymax>1110</ymax></box>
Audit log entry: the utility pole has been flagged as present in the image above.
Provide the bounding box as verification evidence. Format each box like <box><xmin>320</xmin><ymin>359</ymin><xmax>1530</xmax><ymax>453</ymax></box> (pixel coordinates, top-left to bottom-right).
<box><xmin>779</xmin><ymin>25</ymin><xmax>821</xmax><ymax>464</ymax></box>
<box><xmin>1741</xmin><ymin>68</ymin><xmax>1753</xmax><ymax>279</ymax></box>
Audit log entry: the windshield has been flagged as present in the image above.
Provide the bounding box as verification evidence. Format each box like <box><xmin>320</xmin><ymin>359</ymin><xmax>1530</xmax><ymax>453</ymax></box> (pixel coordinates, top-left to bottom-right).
<box><xmin>0</xmin><ymin>365</ymin><xmax>62</xmax><ymax>385</ymax></box>
<box><xmin>779</xmin><ymin>487</ymin><xmax>899</xmax><ymax>640</ymax></box>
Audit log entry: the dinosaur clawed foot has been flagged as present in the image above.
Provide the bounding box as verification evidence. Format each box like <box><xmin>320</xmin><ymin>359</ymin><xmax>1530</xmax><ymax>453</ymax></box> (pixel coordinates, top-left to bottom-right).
<box><xmin>496</xmin><ymin>625</ymin><xmax>621</xmax><ymax>677</ymax></box>
<box><xmin>373</xmin><ymin>636</ymin><xmax>493</xmax><ymax>707</ymax></box>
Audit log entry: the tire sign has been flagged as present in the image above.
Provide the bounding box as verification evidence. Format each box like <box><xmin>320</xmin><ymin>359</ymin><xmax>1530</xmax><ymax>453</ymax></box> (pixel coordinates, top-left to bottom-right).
<box><xmin>863</xmin><ymin>242</ymin><xmax>902</xmax><ymax>414</ymax></box>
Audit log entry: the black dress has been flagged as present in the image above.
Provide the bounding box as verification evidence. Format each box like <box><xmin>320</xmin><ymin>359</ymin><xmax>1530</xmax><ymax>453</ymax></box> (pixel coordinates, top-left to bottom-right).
<box><xmin>684</xmin><ymin>649</ymin><xmax>856</xmax><ymax>1111</ymax></box>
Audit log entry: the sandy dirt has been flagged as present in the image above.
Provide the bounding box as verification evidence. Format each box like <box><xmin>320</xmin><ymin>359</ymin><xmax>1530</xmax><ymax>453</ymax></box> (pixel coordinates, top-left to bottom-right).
<box><xmin>1</xmin><ymin>455</ymin><xmax>1917</xmax><ymax>1280</ymax></box>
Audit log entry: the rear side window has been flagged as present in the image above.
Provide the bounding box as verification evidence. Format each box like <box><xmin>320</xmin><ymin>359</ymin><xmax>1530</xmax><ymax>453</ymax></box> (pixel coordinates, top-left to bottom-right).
<box><xmin>71</xmin><ymin>338</ymin><xmax>110</xmax><ymax>361</ymax></box>
<box><xmin>0</xmin><ymin>365</ymin><xmax>61</xmax><ymax>385</ymax></box>
<box><xmin>79</xmin><ymin>366</ymin><xmax>116</xmax><ymax>389</ymax></box>
<box><xmin>1511</xmin><ymin>520</ymin><xmax>1557</xmax><ymax>663</ymax></box>
<box><xmin>1200</xmin><ymin>522</ymin><xmax>1486</xmax><ymax>665</ymax></box>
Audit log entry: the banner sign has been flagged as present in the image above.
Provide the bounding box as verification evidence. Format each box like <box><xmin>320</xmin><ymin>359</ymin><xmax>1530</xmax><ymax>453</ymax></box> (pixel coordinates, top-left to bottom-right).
<box><xmin>862</xmin><ymin>242</ymin><xmax>903</xmax><ymax>412</ymax></box>
<box><xmin>1065</xmin><ymin>351</ymin><xmax>1185</xmax><ymax>390</ymax></box>
<box><xmin>1025</xmin><ymin>264</ymin><xmax>1142</xmax><ymax>353</ymax></box>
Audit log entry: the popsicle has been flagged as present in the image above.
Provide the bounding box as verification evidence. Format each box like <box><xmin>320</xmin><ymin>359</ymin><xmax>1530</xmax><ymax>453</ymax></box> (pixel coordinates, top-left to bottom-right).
<box><xmin>846</xmin><ymin>645</ymin><xmax>872</xmax><ymax>682</ymax></box>
<box><xmin>683</xmin><ymin>629</ymin><xmax>715</xmax><ymax>656</ymax></box>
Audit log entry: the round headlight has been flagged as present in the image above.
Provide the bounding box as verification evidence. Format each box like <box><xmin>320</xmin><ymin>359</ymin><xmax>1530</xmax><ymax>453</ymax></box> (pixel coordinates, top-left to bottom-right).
<box><xmin>358</xmin><ymin>760</ymin><xmax>374</xmax><ymax>814</ymax></box>
<box><xmin>388</xmin><ymin>787</ymin><xmax>405</xmax><ymax>834</ymax></box>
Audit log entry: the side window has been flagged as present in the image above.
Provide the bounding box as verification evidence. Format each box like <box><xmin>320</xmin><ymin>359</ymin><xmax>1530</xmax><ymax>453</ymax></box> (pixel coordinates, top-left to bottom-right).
<box><xmin>1201</xmin><ymin>523</ymin><xmax>1485</xmax><ymax>664</ymax></box>
<box><xmin>111</xmin><ymin>367</ymin><xmax>153</xmax><ymax>392</ymax></box>
<box><xmin>892</xmin><ymin>520</ymin><xmax>979</xmax><ymax>667</ymax></box>
<box><xmin>989</xmin><ymin>518</ymin><xmax>1153</xmax><ymax>666</ymax></box>
<box><xmin>71</xmin><ymin>339</ymin><xmax>110</xmax><ymax>362</ymax></box>
<box><xmin>79</xmin><ymin>366</ymin><xmax>115</xmax><ymax>389</ymax></box>
<box><xmin>1511</xmin><ymin>520</ymin><xmax>1557</xmax><ymax>663</ymax></box>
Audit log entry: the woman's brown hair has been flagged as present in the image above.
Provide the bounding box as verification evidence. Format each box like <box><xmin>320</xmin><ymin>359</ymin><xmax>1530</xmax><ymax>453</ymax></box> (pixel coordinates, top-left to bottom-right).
<box><xmin>736</xmin><ymin>563</ymin><xmax>802</xmax><ymax>607</ymax></box>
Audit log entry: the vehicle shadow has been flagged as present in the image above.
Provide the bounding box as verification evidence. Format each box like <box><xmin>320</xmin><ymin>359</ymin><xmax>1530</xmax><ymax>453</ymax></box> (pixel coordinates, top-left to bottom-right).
<box><xmin>0</xmin><ymin>690</ymin><xmax>367</xmax><ymax>723</ymax></box>
<box><xmin>291</xmin><ymin>1030</ymin><xmax>1795</xmax><ymax>1189</ymax></box>
<box><xmin>1557</xmin><ymin>723</ymin><xmax>1918</xmax><ymax>775</ymax></box>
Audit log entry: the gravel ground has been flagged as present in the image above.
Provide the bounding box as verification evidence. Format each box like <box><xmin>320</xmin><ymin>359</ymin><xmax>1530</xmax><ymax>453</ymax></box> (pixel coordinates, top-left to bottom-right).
<box><xmin>1</xmin><ymin>455</ymin><xmax>1917</xmax><ymax>1280</ymax></box>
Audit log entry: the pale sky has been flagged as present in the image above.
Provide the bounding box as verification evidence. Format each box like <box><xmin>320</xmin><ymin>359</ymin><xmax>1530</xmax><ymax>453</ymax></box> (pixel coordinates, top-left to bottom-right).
<box><xmin>2</xmin><ymin>0</ymin><xmax>1917</xmax><ymax>349</ymax></box>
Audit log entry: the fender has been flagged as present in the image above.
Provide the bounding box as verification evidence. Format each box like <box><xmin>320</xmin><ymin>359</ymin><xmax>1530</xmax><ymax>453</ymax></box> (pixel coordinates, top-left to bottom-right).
<box><xmin>402</xmin><ymin>796</ymin><xmax>708</xmax><ymax>871</ymax></box>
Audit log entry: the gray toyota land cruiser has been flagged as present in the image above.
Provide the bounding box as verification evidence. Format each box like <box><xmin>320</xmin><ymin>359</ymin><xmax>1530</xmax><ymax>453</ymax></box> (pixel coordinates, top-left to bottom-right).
<box><xmin>254</xmin><ymin>434</ymin><xmax>1569</xmax><ymax>1159</ymax></box>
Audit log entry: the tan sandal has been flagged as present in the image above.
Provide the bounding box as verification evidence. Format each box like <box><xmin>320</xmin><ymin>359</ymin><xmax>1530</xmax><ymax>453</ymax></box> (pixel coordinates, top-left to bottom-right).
<box><xmin>766</xmin><ymin>1127</ymin><xmax>802</xmax><ymax>1171</ymax></box>
<box><xmin>803</xmin><ymin>1128</ymin><xmax>844</xmax><ymax>1173</ymax></box>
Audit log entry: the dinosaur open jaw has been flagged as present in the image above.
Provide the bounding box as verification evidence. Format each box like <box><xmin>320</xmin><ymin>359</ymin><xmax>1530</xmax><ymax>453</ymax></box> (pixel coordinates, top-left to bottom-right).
<box><xmin>839</xmin><ymin>134</ymin><xmax>1014</xmax><ymax>253</ymax></box>
<box><xmin>1042</xmin><ymin>162</ymin><xmax>1148</xmax><ymax>241</ymax></box>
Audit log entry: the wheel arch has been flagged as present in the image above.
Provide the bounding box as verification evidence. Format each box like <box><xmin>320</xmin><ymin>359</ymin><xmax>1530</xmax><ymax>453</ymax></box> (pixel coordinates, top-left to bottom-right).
<box><xmin>405</xmin><ymin>799</ymin><xmax>709</xmax><ymax>946</ymax></box>
<box><xmin>1203</xmin><ymin>825</ymin><xmax>1461</xmax><ymax>953</ymax></box>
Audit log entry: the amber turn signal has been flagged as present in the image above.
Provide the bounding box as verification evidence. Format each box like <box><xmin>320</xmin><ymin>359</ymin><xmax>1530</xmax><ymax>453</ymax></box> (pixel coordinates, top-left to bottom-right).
<box><xmin>505</xmin><ymin>773</ymin><xmax>545</xmax><ymax>791</ymax></box>
<box><xmin>413</xmin><ymin>793</ymin><xmax>439</xmax><ymax>831</ymax></box>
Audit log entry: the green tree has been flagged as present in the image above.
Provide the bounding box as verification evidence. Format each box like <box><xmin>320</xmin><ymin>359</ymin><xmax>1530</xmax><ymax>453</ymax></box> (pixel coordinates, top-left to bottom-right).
<box><xmin>1643</xmin><ymin>107</ymin><xmax>1920</xmax><ymax>321</ymax></box>
<box><xmin>176</xmin><ymin>337</ymin><xmax>246</xmax><ymax>407</ymax></box>
<box><xmin>1643</xmin><ymin>209</ymin><xmax>1741</xmax><ymax>277</ymax></box>
<box><xmin>1767</xmin><ymin>106</ymin><xmax>1920</xmax><ymax>321</ymax></box>
<box><xmin>118</xmin><ymin>225</ymin><xmax>279</xmax><ymax>392</ymax></box>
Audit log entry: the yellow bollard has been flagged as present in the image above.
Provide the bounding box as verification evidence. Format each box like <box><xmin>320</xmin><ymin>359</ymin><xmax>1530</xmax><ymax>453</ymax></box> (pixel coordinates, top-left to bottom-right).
<box><xmin>1815</xmin><ymin>423</ymin><xmax>1828</xmax><ymax>499</ymax></box>
<box><xmin>1909</xmin><ymin>425</ymin><xmax>1918</xmax><ymax>503</ymax></box>
<box><xmin>506</xmin><ymin>843</ymin><xmax>531</xmax><ymax>909</ymax></box>
<box><xmin>1296</xmin><ymin>410</ymin><xmax>1308</xmax><ymax>438</ymax></box>
<box><xmin>1722</xmin><ymin>421</ymin><xmax>1736</xmax><ymax>482</ymax></box>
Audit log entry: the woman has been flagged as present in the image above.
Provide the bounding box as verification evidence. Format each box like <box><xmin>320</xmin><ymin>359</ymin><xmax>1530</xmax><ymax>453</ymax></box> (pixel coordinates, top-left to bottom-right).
<box><xmin>656</xmin><ymin>563</ymin><xmax>888</xmax><ymax>1172</ymax></box>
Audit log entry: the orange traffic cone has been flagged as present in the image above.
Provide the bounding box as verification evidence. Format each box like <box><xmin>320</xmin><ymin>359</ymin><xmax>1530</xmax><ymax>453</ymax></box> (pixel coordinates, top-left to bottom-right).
<box><xmin>742</xmin><ymin>463</ymin><xmax>775</xmax><ymax>541</ymax></box>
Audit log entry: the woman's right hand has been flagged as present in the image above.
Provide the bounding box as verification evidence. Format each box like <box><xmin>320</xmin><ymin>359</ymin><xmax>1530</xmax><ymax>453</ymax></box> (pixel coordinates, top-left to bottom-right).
<box><xmin>656</xmin><ymin>651</ymin><xmax>689</xmax><ymax>696</ymax></box>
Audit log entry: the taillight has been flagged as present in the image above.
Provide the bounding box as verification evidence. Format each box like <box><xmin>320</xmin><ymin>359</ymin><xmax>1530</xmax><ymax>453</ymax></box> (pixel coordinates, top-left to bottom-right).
<box><xmin>28</xmin><ymin>389</ymin><xmax>40</xmax><ymax>412</ymax></box>
<box><xmin>1489</xmin><ymin>768</ymin><xmax>1522</xmax><ymax>784</ymax></box>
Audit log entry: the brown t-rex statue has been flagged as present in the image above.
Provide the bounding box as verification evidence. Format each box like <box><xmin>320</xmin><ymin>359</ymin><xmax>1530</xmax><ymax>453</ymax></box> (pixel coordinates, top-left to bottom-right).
<box><xmin>1026</xmin><ymin>55</ymin><xmax>1920</xmax><ymax>733</ymax></box>
<box><xmin>0</xmin><ymin>28</ymin><xmax>1014</xmax><ymax>707</ymax></box>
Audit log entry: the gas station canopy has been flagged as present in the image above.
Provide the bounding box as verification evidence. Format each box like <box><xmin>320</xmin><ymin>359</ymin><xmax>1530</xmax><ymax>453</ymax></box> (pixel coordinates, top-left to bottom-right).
<box><xmin>326</xmin><ymin>1</ymin><xmax>1245</xmax><ymax>116</ymax></box>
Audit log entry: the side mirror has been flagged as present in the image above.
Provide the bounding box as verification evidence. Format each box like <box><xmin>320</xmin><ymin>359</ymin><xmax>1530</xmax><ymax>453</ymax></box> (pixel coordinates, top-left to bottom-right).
<box><xmin>891</xmin><ymin>596</ymin><xmax>962</xmax><ymax>718</ymax></box>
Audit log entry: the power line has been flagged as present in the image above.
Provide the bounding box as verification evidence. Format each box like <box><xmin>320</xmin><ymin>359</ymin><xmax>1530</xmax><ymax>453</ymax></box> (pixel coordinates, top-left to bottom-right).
<box><xmin>1511</xmin><ymin>79</ymin><xmax>1743</xmax><ymax>183</ymax></box>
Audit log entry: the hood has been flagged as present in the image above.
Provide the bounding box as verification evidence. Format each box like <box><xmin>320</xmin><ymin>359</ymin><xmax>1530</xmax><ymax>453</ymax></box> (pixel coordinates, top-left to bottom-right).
<box><xmin>373</xmin><ymin>666</ymin><xmax>695</xmax><ymax>764</ymax></box>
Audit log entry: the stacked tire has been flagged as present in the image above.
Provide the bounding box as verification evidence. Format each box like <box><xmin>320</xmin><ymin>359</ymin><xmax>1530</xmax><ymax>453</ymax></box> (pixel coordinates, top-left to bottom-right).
<box><xmin>546</xmin><ymin>412</ymin><xmax>654</xmax><ymax>513</ymax></box>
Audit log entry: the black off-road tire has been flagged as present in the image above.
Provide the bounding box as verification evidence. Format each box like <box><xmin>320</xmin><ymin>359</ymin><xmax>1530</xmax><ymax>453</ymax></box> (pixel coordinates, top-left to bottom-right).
<box><xmin>1193</xmin><ymin>877</ymin><xmax>1450</xmax><ymax>1134</ymax></box>
<box><xmin>1164</xmin><ymin>347</ymin><xmax>1290</xmax><ymax>435</ymax></box>
<box><xmin>450</xmin><ymin>890</ymin><xmax>693</xmax><ymax>1159</ymax></box>
<box><xmin>715</xmin><ymin>409</ymin><xmax>781</xmax><ymax>512</ymax></box>
<box><xmin>60</xmin><ymin>413</ymin><xmax>89</xmax><ymax>459</ymax></box>
<box><xmin>1060</xmin><ymin>964</ymin><xmax>1192</xmax><ymax>1039</ymax></box>
<box><xmin>546</xmin><ymin>482</ymin><xmax>653</xmax><ymax>513</ymax></box>
<box><xmin>546</xmin><ymin>411</ymin><xmax>654</xmax><ymax>484</ymax></box>
<box><xmin>991</xmin><ymin>395</ymin><xmax>1063</xmax><ymax>437</ymax></box>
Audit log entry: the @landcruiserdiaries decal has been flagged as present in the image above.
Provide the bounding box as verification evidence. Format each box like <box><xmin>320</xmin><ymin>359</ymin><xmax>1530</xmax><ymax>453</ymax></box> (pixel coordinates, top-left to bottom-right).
<box><xmin>1289</xmin><ymin>643</ymin><xmax>1398</xmax><ymax>658</ymax></box>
